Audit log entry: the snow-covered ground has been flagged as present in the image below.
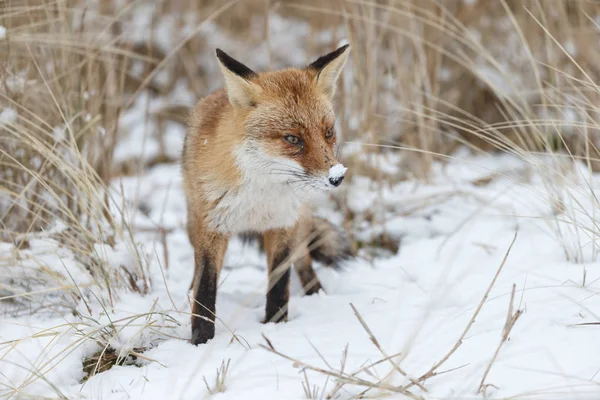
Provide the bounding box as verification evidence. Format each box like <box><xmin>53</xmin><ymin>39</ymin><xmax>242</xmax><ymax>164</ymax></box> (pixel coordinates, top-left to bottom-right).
<box><xmin>2</xmin><ymin>4</ymin><xmax>600</xmax><ymax>398</ymax></box>
<box><xmin>2</xmin><ymin>148</ymin><xmax>600</xmax><ymax>399</ymax></box>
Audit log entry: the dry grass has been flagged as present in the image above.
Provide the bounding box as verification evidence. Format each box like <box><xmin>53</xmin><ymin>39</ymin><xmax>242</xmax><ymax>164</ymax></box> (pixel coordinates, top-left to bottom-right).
<box><xmin>478</xmin><ymin>283</ymin><xmax>523</xmax><ymax>396</ymax></box>
<box><xmin>202</xmin><ymin>358</ymin><xmax>232</xmax><ymax>395</ymax></box>
<box><xmin>2</xmin><ymin>0</ymin><xmax>599</xmax><ymax>269</ymax></box>
<box><xmin>81</xmin><ymin>346</ymin><xmax>146</xmax><ymax>382</ymax></box>
<box><xmin>261</xmin><ymin>231</ymin><xmax>518</xmax><ymax>398</ymax></box>
<box><xmin>1</xmin><ymin>0</ymin><xmax>155</xmax><ymax>313</ymax></box>
<box><xmin>0</xmin><ymin>306</ymin><xmax>179</xmax><ymax>397</ymax></box>
<box><xmin>1</xmin><ymin>0</ymin><xmax>600</xmax><ymax>395</ymax></box>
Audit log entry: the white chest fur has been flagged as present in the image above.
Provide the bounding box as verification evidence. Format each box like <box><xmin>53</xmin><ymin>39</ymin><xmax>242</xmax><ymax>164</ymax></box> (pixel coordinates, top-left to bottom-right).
<box><xmin>205</xmin><ymin>141</ymin><xmax>311</xmax><ymax>234</ymax></box>
<box><xmin>207</xmin><ymin>178</ymin><xmax>306</xmax><ymax>234</ymax></box>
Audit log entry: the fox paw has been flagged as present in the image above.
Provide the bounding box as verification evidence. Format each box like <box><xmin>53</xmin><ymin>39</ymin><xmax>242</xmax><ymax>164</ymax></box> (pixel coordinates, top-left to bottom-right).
<box><xmin>262</xmin><ymin>310</ymin><xmax>288</xmax><ymax>324</ymax></box>
<box><xmin>304</xmin><ymin>282</ymin><xmax>325</xmax><ymax>296</ymax></box>
<box><xmin>191</xmin><ymin>324</ymin><xmax>215</xmax><ymax>345</ymax></box>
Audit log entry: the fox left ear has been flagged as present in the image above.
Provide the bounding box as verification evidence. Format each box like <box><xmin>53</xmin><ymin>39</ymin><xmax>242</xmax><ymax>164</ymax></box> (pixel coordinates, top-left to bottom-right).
<box><xmin>216</xmin><ymin>49</ymin><xmax>261</xmax><ymax>109</ymax></box>
<box><xmin>308</xmin><ymin>44</ymin><xmax>350</xmax><ymax>101</ymax></box>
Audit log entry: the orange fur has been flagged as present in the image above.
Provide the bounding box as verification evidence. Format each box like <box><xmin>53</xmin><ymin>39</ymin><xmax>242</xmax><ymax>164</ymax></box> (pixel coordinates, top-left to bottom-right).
<box><xmin>182</xmin><ymin>45</ymin><xmax>351</xmax><ymax>345</ymax></box>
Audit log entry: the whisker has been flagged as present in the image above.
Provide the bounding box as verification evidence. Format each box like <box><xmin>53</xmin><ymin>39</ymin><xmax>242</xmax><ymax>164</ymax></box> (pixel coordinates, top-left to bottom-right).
<box><xmin>336</xmin><ymin>141</ymin><xmax>344</xmax><ymax>159</ymax></box>
<box><xmin>286</xmin><ymin>180</ymin><xmax>311</xmax><ymax>186</ymax></box>
<box><xmin>259</xmin><ymin>159</ymin><xmax>306</xmax><ymax>173</ymax></box>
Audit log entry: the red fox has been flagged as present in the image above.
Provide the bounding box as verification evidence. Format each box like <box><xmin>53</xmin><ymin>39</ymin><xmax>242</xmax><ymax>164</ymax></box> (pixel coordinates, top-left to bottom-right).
<box><xmin>182</xmin><ymin>44</ymin><xmax>353</xmax><ymax>345</ymax></box>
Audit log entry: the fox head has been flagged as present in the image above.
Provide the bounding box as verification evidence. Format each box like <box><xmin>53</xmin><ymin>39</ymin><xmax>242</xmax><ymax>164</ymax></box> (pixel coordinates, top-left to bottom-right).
<box><xmin>216</xmin><ymin>45</ymin><xmax>350</xmax><ymax>191</ymax></box>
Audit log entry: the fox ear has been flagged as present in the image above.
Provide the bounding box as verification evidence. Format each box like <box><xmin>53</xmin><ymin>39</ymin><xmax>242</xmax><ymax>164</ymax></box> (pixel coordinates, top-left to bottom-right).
<box><xmin>216</xmin><ymin>49</ymin><xmax>261</xmax><ymax>109</ymax></box>
<box><xmin>308</xmin><ymin>44</ymin><xmax>350</xmax><ymax>101</ymax></box>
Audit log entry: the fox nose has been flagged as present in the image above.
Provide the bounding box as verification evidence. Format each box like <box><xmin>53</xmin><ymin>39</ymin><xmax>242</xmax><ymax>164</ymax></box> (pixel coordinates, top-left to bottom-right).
<box><xmin>329</xmin><ymin>176</ymin><xmax>344</xmax><ymax>187</ymax></box>
<box><xmin>328</xmin><ymin>163</ymin><xmax>347</xmax><ymax>188</ymax></box>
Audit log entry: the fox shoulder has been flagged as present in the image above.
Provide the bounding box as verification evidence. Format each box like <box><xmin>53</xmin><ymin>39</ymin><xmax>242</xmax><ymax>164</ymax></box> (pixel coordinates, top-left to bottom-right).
<box><xmin>187</xmin><ymin>89</ymin><xmax>228</xmax><ymax>140</ymax></box>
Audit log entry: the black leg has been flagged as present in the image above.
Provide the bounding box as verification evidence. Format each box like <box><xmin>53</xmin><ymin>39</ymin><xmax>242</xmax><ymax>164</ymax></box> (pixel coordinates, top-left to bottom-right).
<box><xmin>295</xmin><ymin>253</ymin><xmax>323</xmax><ymax>296</ymax></box>
<box><xmin>264</xmin><ymin>246</ymin><xmax>291</xmax><ymax>323</ymax></box>
<box><xmin>191</xmin><ymin>252</ymin><xmax>217</xmax><ymax>345</ymax></box>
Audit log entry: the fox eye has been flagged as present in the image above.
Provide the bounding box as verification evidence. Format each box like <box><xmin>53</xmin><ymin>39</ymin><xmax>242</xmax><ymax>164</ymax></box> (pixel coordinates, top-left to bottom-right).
<box><xmin>284</xmin><ymin>135</ymin><xmax>303</xmax><ymax>146</ymax></box>
<box><xmin>326</xmin><ymin>128</ymin><xmax>335</xmax><ymax>139</ymax></box>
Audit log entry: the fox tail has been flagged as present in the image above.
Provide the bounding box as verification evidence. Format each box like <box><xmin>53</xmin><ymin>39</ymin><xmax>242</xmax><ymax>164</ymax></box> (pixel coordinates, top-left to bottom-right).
<box><xmin>240</xmin><ymin>215</ymin><xmax>355</xmax><ymax>268</ymax></box>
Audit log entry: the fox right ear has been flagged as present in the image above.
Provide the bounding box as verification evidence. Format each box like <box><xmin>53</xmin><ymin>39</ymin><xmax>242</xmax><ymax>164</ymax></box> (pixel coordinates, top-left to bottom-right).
<box><xmin>308</xmin><ymin>44</ymin><xmax>350</xmax><ymax>101</ymax></box>
<box><xmin>216</xmin><ymin>49</ymin><xmax>261</xmax><ymax>109</ymax></box>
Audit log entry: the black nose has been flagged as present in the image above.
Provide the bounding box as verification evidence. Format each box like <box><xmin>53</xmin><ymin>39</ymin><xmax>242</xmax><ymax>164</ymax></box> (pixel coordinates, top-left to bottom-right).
<box><xmin>329</xmin><ymin>176</ymin><xmax>344</xmax><ymax>187</ymax></box>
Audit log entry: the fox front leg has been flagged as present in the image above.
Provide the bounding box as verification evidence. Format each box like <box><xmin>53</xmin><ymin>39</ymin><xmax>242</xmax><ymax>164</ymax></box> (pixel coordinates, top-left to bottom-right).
<box><xmin>190</xmin><ymin>234</ymin><xmax>228</xmax><ymax>345</ymax></box>
<box><xmin>262</xmin><ymin>227</ymin><xmax>298</xmax><ymax>323</ymax></box>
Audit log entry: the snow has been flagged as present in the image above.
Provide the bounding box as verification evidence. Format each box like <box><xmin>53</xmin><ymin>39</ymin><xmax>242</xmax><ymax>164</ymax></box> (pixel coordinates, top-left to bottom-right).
<box><xmin>0</xmin><ymin>26</ymin><xmax>6</xmax><ymax>40</ymax></box>
<box><xmin>0</xmin><ymin>108</ymin><xmax>17</xmax><ymax>126</ymax></box>
<box><xmin>439</xmin><ymin>66</ymin><xmax>452</xmax><ymax>81</ymax></box>
<box><xmin>3</xmin><ymin>6</ymin><xmax>600</xmax><ymax>400</ymax></box>
<box><xmin>329</xmin><ymin>163</ymin><xmax>348</xmax><ymax>180</ymax></box>
<box><xmin>112</xmin><ymin>81</ymin><xmax>195</xmax><ymax>166</ymax></box>
<box><xmin>3</xmin><ymin>149</ymin><xmax>600</xmax><ymax>399</ymax></box>
<box><xmin>564</xmin><ymin>40</ymin><xmax>578</xmax><ymax>57</ymax></box>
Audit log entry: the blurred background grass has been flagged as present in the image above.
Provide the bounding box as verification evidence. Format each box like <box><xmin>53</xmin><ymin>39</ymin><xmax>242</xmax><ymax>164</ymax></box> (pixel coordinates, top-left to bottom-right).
<box><xmin>2</xmin><ymin>1</ymin><xmax>600</xmax><ymax>393</ymax></box>
<box><xmin>1</xmin><ymin>0</ymin><xmax>600</xmax><ymax>305</ymax></box>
